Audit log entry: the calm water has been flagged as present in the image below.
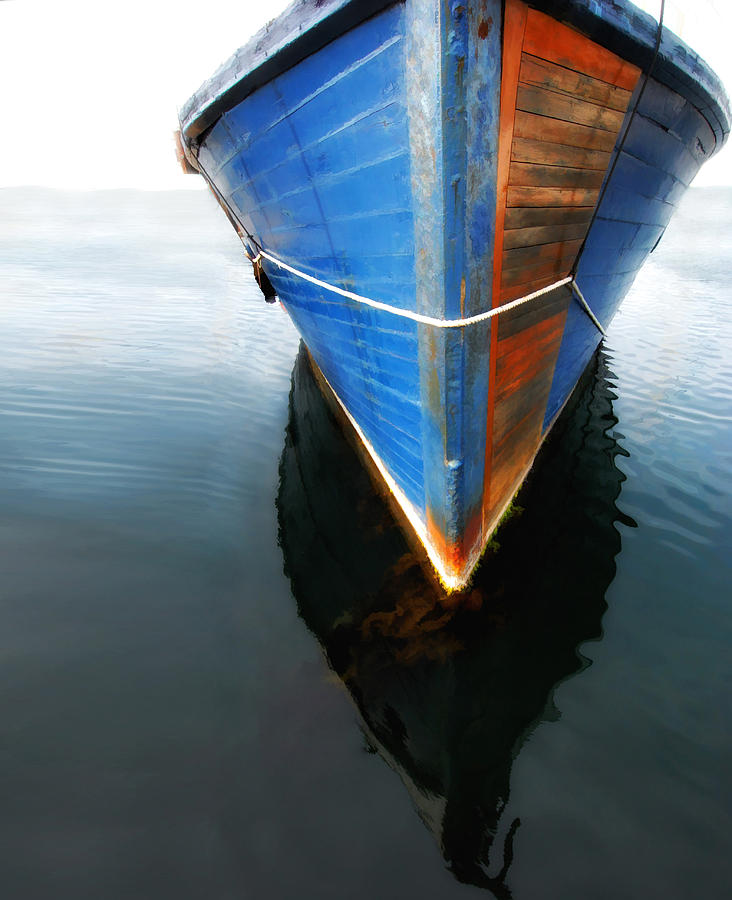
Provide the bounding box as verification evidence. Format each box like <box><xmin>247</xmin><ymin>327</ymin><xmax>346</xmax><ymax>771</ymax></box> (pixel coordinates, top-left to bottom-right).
<box><xmin>1</xmin><ymin>186</ymin><xmax>730</xmax><ymax>899</ymax></box>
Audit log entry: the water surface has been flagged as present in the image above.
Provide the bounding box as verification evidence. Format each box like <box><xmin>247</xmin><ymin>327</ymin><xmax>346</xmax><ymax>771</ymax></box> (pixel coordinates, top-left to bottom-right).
<box><xmin>0</xmin><ymin>186</ymin><xmax>730</xmax><ymax>898</ymax></box>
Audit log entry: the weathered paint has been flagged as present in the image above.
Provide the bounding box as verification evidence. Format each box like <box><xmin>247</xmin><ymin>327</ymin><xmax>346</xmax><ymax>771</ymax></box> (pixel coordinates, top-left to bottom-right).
<box><xmin>482</xmin><ymin>0</ymin><xmax>642</xmax><ymax>534</ymax></box>
<box><xmin>180</xmin><ymin>0</ymin><xmax>397</xmax><ymax>140</ymax></box>
<box><xmin>482</xmin><ymin>0</ymin><xmax>526</xmax><ymax>532</ymax></box>
<box><xmin>544</xmin><ymin>75</ymin><xmax>719</xmax><ymax>430</ymax></box>
<box><xmin>201</xmin><ymin>5</ymin><xmax>427</xmax><ymax>516</ymax></box>
<box><xmin>407</xmin><ymin>0</ymin><xmax>501</xmax><ymax>582</ymax></box>
<box><xmin>180</xmin><ymin>0</ymin><xmax>729</xmax><ymax>590</ymax></box>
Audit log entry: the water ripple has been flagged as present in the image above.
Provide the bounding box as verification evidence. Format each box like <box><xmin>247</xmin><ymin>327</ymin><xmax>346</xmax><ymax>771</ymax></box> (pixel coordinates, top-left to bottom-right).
<box><xmin>0</xmin><ymin>188</ymin><xmax>300</xmax><ymax>536</ymax></box>
<box><xmin>605</xmin><ymin>188</ymin><xmax>732</xmax><ymax>577</ymax></box>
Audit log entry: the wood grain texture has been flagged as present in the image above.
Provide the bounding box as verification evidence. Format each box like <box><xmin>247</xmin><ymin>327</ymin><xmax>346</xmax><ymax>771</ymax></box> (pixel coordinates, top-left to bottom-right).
<box><xmin>491</xmin><ymin>0</ymin><xmax>529</xmax><ymax>311</ymax></box>
<box><xmin>495</xmin><ymin>286</ymin><xmax>571</xmax><ymax>339</ymax></box>
<box><xmin>500</xmin><ymin>253</ymin><xmax>575</xmax><ymax>290</ymax></box>
<box><xmin>504</xmin><ymin>205</ymin><xmax>594</xmax><ymax>229</ymax></box>
<box><xmin>513</xmin><ymin>111</ymin><xmax>619</xmax><ymax>151</ymax></box>
<box><xmin>516</xmin><ymin>84</ymin><xmax>626</xmax><ymax>132</ymax></box>
<box><xmin>498</xmin><ymin>273</ymin><xmax>570</xmax><ymax>304</ymax></box>
<box><xmin>503</xmin><ymin>238</ymin><xmax>583</xmax><ymax>269</ymax></box>
<box><xmin>506</xmin><ymin>185</ymin><xmax>600</xmax><ymax>208</ymax></box>
<box><xmin>508</xmin><ymin>162</ymin><xmax>606</xmax><ymax>189</ymax></box>
<box><xmin>503</xmin><ymin>220</ymin><xmax>588</xmax><ymax>249</ymax></box>
<box><xmin>519</xmin><ymin>54</ymin><xmax>632</xmax><ymax>112</ymax></box>
<box><xmin>511</xmin><ymin>137</ymin><xmax>612</xmax><ymax>170</ymax></box>
<box><xmin>482</xmin><ymin>0</ymin><xmax>640</xmax><ymax>531</ymax></box>
<box><xmin>485</xmin><ymin>293</ymin><xmax>570</xmax><ymax>516</ymax></box>
<box><xmin>523</xmin><ymin>7</ymin><xmax>640</xmax><ymax>90</ymax></box>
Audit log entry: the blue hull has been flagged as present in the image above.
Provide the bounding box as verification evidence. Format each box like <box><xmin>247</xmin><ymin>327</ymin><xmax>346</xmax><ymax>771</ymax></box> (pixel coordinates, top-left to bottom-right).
<box><xmin>178</xmin><ymin>0</ymin><xmax>729</xmax><ymax>589</ymax></box>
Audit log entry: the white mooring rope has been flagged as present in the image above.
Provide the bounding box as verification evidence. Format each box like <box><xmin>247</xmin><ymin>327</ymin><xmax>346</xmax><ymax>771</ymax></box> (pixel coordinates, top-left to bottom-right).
<box><xmin>249</xmin><ymin>247</ymin><xmax>604</xmax><ymax>334</ymax></box>
<box><xmin>251</xmin><ymin>248</ymin><xmax>574</xmax><ymax>328</ymax></box>
<box><xmin>570</xmin><ymin>281</ymin><xmax>606</xmax><ymax>336</ymax></box>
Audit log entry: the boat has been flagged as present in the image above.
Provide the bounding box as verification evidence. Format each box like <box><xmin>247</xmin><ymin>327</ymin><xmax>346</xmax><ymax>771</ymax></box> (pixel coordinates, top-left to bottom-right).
<box><xmin>176</xmin><ymin>0</ymin><xmax>730</xmax><ymax>590</ymax></box>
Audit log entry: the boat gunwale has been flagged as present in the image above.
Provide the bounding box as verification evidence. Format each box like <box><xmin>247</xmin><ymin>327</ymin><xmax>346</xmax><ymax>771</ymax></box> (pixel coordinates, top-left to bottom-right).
<box><xmin>179</xmin><ymin>0</ymin><xmax>731</xmax><ymax>154</ymax></box>
<box><xmin>178</xmin><ymin>0</ymin><xmax>395</xmax><ymax>140</ymax></box>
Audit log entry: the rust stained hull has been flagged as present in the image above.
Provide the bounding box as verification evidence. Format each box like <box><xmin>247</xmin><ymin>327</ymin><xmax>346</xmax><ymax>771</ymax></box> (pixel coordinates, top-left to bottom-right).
<box><xmin>178</xmin><ymin>0</ymin><xmax>730</xmax><ymax>589</ymax></box>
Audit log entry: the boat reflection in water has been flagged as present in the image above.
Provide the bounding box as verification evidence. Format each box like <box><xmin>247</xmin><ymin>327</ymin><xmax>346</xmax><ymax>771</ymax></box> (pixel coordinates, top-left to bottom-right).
<box><xmin>277</xmin><ymin>344</ymin><xmax>635</xmax><ymax>897</ymax></box>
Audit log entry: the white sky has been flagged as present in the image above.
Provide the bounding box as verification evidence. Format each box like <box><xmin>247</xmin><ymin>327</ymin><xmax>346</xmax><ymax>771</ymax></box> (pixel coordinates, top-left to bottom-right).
<box><xmin>0</xmin><ymin>0</ymin><xmax>291</xmax><ymax>190</ymax></box>
<box><xmin>0</xmin><ymin>0</ymin><xmax>730</xmax><ymax>190</ymax></box>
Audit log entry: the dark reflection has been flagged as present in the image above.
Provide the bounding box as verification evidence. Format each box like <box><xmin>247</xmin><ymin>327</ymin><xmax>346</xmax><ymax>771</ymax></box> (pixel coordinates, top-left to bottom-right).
<box><xmin>277</xmin><ymin>344</ymin><xmax>634</xmax><ymax>897</ymax></box>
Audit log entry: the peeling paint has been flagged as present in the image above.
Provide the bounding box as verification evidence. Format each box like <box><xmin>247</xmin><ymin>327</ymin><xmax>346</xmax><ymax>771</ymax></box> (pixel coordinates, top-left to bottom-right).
<box><xmin>406</xmin><ymin>0</ymin><xmax>502</xmax><ymax>588</ymax></box>
<box><xmin>478</xmin><ymin>17</ymin><xmax>492</xmax><ymax>39</ymax></box>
